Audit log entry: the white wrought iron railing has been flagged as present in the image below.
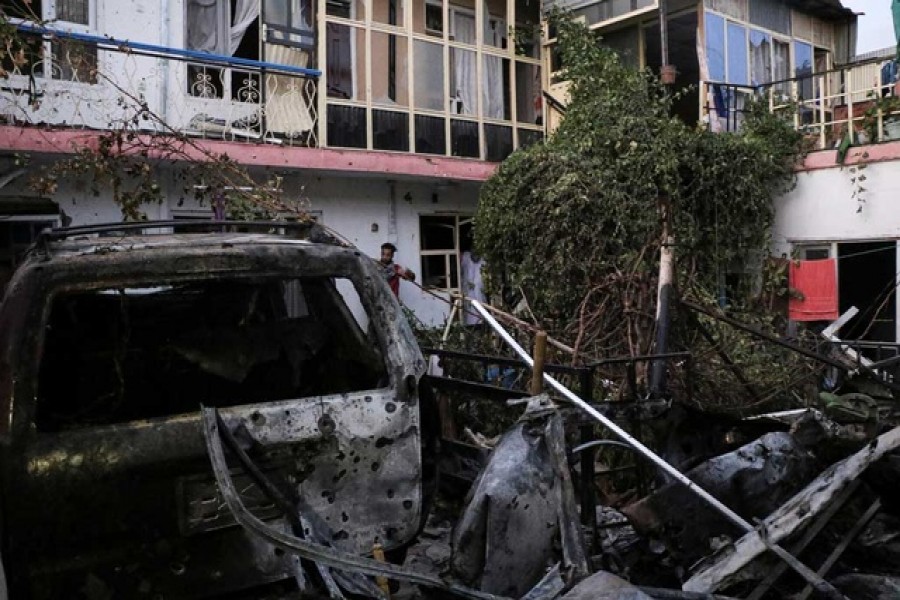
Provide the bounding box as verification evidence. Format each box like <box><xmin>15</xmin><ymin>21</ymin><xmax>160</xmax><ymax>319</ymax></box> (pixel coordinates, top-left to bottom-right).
<box><xmin>701</xmin><ymin>54</ymin><xmax>900</xmax><ymax>151</ymax></box>
<box><xmin>0</xmin><ymin>24</ymin><xmax>320</xmax><ymax>147</ymax></box>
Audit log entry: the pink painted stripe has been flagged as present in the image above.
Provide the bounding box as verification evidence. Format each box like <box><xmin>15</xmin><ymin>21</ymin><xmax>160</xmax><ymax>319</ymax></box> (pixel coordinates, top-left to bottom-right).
<box><xmin>797</xmin><ymin>140</ymin><xmax>900</xmax><ymax>172</ymax></box>
<box><xmin>0</xmin><ymin>125</ymin><xmax>498</xmax><ymax>182</ymax></box>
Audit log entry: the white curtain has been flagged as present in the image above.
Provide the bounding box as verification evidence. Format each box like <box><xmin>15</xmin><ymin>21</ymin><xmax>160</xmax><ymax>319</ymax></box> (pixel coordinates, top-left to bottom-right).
<box><xmin>482</xmin><ymin>4</ymin><xmax>504</xmax><ymax>118</ymax></box>
<box><xmin>453</xmin><ymin>13</ymin><xmax>477</xmax><ymax>115</ymax></box>
<box><xmin>230</xmin><ymin>0</ymin><xmax>261</xmax><ymax>55</ymax></box>
<box><xmin>749</xmin><ymin>30</ymin><xmax>771</xmax><ymax>87</ymax></box>
<box><xmin>186</xmin><ymin>0</ymin><xmax>220</xmax><ymax>53</ymax></box>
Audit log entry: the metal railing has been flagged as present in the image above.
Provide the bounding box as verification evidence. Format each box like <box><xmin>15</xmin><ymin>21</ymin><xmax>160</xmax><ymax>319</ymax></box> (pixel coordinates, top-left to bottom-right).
<box><xmin>1</xmin><ymin>24</ymin><xmax>320</xmax><ymax>147</ymax></box>
<box><xmin>823</xmin><ymin>339</ymin><xmax>900</xmax><ymax>388</ymax></box>
<box><xmin>421</xmin><ymin>345</ymin><xmax>693</xmax><ymax>553</ymax></box>
<box><xmin>701</xmin><ymin>54</ymin><xmax>900</xmax><ymax>151</ymax></box>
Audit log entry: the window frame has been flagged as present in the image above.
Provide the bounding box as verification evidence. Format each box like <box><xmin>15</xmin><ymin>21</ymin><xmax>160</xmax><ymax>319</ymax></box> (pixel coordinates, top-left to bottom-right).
<box><xmin>418</xmin><ymin>213</ymin><xmax>473</xmax><ymax>293</ymax></box>
<box><xmin>703</xmin><ymin>7</ymin><xmax>832</xmax><ymax>90</ymax></box>
<box><xmin>1</xmin><ymin>0</ymin><xmax>98</xmax><ymax>83</ymax></box>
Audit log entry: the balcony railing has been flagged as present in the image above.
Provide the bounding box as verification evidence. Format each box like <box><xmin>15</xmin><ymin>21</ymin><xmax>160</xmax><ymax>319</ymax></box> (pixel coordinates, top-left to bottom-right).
<box><xmin>1</xmin><ymin>24</ymin><xmax>320</xmax><ymax>147</ymax></box>
<box><xmin>701</xmin><ymin>54</ymin><xmax>900</xmax><ymax>151</ymax></box>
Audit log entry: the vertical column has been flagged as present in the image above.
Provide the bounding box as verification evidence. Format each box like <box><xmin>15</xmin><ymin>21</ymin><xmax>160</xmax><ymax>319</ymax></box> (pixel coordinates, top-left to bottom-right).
<box><xmin>317</xmin><ymin>0</ymin><xmax>328</xmax><ymax>147</ymax></box>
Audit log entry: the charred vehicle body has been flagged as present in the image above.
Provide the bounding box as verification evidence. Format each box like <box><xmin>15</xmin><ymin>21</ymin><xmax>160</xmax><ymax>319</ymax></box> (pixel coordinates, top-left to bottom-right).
<box><xmin>0</xmin><ymin>221</ymin><xmax>431</xmax><ymax>598</ymax></box>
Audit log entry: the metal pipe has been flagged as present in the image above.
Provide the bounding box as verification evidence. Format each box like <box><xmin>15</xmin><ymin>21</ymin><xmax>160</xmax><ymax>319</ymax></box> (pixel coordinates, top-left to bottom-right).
<box><xmin>470</xmin><ymin>300</ymin><xmax>848</xmax><ymax>599</ymax></box>
<box><xmin>15</xmin><ymin>23</ymin><xmax>321</xmax><ymax>77</ymax></box>
<box><xmin>470</xmin><ymin>299</ymin><xmax>753</xmax><ymax>531</ymax></box>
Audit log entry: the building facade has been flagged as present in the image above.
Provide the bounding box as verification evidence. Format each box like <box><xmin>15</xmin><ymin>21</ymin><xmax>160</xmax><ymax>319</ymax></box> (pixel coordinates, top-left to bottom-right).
<box><xmin>0</xmin><ymin>0</ymin><xmax>545</xmax><ymax>324</ymax></box>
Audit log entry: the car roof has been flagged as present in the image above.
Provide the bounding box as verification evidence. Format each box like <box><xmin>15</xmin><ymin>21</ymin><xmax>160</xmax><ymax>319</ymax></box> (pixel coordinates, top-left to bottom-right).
<box><xmin>30</xmin><ymin>220</ymin><xmax>351</xmax><ymax>261</ymax></box>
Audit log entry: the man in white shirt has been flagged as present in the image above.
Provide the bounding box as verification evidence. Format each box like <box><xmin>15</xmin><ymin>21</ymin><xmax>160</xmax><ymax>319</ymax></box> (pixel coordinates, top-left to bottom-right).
<box><xmin>460</xmin><ymin>250</ymin><xmax>484</xmax><ymax>325</ymax></box>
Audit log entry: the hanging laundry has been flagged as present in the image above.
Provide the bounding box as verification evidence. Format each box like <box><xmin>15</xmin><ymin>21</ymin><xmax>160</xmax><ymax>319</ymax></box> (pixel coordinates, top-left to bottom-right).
<box><xmin>789</xmin><ymin>258</ymin><xmax>838</xmax><ymax>321</ymax></box>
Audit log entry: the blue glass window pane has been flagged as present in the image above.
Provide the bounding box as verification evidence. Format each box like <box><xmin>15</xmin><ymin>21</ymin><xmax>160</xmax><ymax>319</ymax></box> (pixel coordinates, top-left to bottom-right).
<box><xmin>749</xmin><ymin>29</ymin><xmax>772</xmax><ymax>86</ymax></box>
<box><xmin>705</xmin><ymin>12</ymin><xmax>726</xmax><ymax>82</ymax></box>
<box><xmin>727</xmin><ymin>22</ymin><xmax>748</xmax><ymax>85</ymax></box>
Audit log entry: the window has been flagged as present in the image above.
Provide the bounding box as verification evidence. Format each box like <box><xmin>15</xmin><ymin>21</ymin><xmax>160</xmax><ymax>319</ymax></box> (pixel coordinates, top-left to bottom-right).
<box><xmin>0</xmin><ymin>216</ymin><xmax>58</xmax><ymax>291</ymax></box>
<box><xmin>1</xmin><ymin>0</ymin><xmax>97</xmax><ymax>83</ymax></box>
<box><xmin>56</xmin><ymin>0</ymin><xmax>90</xmax><ymax>25</ymax></box>
<box><xmin>799</xmin><ymin>245</ymin><xmax>830</xmax><ymax>261</ymax></box>
<box><xmin>794</xmin><ymin>40</ymin><xmax>813</xmax><ymax>99</ymax></box>
<box><xmin>419</xmin><ymin>215</ymin><xmax>472</xmax><ymax>292</ymax></box>
<box><xmin>36</xmin><ymin>276</ymin><xmax>387</xmax><ymax>431</ymax></box>
<box><xmin>425</xmin><ymin>1</ymin><xmax>442</xmax><ymax>36</ymax></box>
<box><xmin>1</xmin><ymin>0</ymin><xmax>39</xmax><ymax>19</ymax></box>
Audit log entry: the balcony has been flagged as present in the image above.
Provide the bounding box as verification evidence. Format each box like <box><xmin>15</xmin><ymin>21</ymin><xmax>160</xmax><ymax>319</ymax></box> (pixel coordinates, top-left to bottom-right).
<box><xmin>701</xmin><ymin>53</ymin><xmax>900</xmax><ymax>151</ymax></box>
<box><xmin>0</xmin><ymin>24</ymin><xmax>320</xmax><ymax>148</ymax></box>
<box><xmin>0</xmin><ymin>15</ymin><xmax>543</xmax><ymax>164</ymax></box>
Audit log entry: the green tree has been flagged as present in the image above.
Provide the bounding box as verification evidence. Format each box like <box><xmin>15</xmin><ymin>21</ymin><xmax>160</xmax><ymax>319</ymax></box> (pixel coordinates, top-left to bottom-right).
<box><xmin>476</xmin><ymin>14</ymin><xmax>810</xmax><ymax>412</ymax></box>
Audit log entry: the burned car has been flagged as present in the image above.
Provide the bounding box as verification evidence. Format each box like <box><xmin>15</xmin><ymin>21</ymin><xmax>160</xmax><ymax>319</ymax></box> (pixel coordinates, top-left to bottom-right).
<box><xmin>0</xmin><ymin>221</ymin><xmax>430</xmax><ymax>598</ymax></box>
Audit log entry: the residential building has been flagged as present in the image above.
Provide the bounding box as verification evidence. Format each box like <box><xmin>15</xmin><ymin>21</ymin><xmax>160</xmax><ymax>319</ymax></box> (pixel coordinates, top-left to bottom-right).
<box><xmin>546</xmin><ymin>0</ymin><xmax>900</xmax><ymax>347</ymax></box>
<box><xmin>0</xmin><ymin>0</ymin><xmax>545</xmax><ymax>324</ymax></box>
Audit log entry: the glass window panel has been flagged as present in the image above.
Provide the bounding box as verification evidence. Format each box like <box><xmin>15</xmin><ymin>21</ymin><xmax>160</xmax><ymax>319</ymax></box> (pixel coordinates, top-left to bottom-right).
<box><xmin>450</xmin><ymin>47</ymin><xmax>477</xmax><ymax>115</ymax></box>
<box><xmin>484</xmin><ymin>124</ymin><xmax>513</xmax><ymax>161</ymax></box>
<box><xmin>51</xmin><ymin>39</ymin><xmax>98</xmax><ymax>83</ymax></box>
<box><xmin>327</xmin><ymin>104</ymin><xmax>367</xmax><ymax>147</ymax></box>
<box><xmin>517</xmin><ymin>128</ymin><xmax>542</xmax><ymax>149</ymax></box>
<box><xmin>56</xmin><ymin>0</ymin><xmax>89</xmax><ymax>25</ymax></box>
<box><xmin>794</xmin><ymin>40</ymin><xmax>813</xmax><ymax>100</ymax></box>
<box><xmin>373</xmin><ymin>0</ymin><xmax>405</xmax><ymax>26</ymax></box>
<box><xmin>601</xmin><ymin>26</ymin><xmax>640</xmax><ymax>69</ymax></box>
<box><xmin>420</xmin><ymin>216</ymin><xmax>457</xmax><ymax>250</ymax></box>
<box><xmin>451</xmin><ymin>10</ymin><xmax>476</xmax><ymax>44</ymax></box>
<box><xmin>267</xmin><ymin>0</ymin><xmax>318</xmax><ymax>46</ymax></box>
<box><xmin>749</xmin><ymin>29</ymin><xmax>771</xmax><ymax>86</ymax></box>
<box><xmin>326</xmin><ymin>0</ymin><xmax>365</xmax><ymax>21</ymax></box>
<box><xmin>484</xmin><ymin>0</ymin><xmax>508</xmax><ymax>49</ymax></box>
<box><xmin>326</xmin><ymin>24</ymin><xmax>366</xmax><ymax>100</ymax></box>
<box><xmin>514</xmin><ymin>0</ymin><xmax>539</xmax><ymax>58</ymax></box>
<box><xmin>705</xmin><ymin>11</ymin><xmax>726</xmax><ymax>82</ymax></box>
<box><xmin>515</xmin><ymin>61</ymin><xmax>541</xmax><ymax>125</ymax></box>
<box><xmin>426</xmin><ymin>0</ymin><xmax>444</xmax><ymax>37</ymax></box>
<box><xmin>414</xmin><ymin>40</ymin><xmax>445</xmax><ymax>111</ymax></box>
<box><xmin>373</xmin><ymin>110</ymin><xmax>410</xmax><ymax>151</ymax></box>
<box><xmin>415</xmin><ymin>115</ymin><xmax>447</xmax><ymax>154</ymax></box>
<box><xmin>451</xmin><ymin>119</ymin><xmax>480</xmax><ymax>157</ymax></box>
<box><xmin>726</xmin><ymin>22</ymin><xmax>748</xmax><ymax>86</ymax></box>
<box><xmin>482</xmin><ymin>56</ymin><xmax>509</xmax><ymax>120</ymax></box>
<box><xmin>773</xmin><ymin>39</ymin><xmax>790</xmax><ymax>92</ymax></box>
<box><xmin>372</xmin><ymin>32</ymin><xmax>409</xmax><ymax>106</ymax></box>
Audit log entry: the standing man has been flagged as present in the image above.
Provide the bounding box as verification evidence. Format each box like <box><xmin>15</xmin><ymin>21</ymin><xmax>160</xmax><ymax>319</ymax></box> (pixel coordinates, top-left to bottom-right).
<box><xmin>379</xmin><ymin>242</ymin><xmax>416</xmax><ymax>297</ymax></box>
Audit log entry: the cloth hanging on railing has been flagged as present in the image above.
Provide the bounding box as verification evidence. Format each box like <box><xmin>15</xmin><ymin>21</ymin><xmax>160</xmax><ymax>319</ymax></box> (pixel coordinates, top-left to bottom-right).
<box><xmin>789</xmin><ymin>258</ymin><xmax>838</xmax><ymax>322</ymax></box>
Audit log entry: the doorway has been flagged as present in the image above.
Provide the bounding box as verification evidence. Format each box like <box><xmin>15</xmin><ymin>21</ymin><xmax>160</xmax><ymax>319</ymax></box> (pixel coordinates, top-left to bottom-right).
<box><xmin>837</xmin><ymin>241</ymin><xmax>897</xmax><ymax>342</ymax></box>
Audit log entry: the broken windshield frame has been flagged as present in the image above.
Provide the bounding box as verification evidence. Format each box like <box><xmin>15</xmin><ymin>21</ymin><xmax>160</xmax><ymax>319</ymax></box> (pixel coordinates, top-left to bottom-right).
<box><xmin>32</xmin><ymin>272</ymin><xmax>389</xmax><ymax>432</ymax></box>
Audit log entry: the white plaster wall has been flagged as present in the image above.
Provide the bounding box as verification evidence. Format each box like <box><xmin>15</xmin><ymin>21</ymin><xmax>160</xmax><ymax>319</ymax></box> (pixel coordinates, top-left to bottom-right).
<box><xmin>772</xmin><ymin>160</ymin><xmax>900</xmax><ymax>254</ymax></box>
<box><xmin>4</xmin><ymin>164</ymin><xmax>480</xmax><ymax>326</ymax></box>
<box><xmin>290</xmin><ymin>175</ymin><xmax>481</xmax><ymax>326</ymax></box>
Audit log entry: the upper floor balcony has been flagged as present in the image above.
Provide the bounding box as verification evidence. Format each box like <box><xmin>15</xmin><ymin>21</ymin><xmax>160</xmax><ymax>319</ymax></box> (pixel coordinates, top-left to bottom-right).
<box><xmin>701</xmin><ymin>50</ymin><xmax>900</xmax><ymax>152</ymax></box>
<box><xmin>0</xmin><ymin>0</ymin><xmax>544</xmax><ymax>164</ymax></box>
